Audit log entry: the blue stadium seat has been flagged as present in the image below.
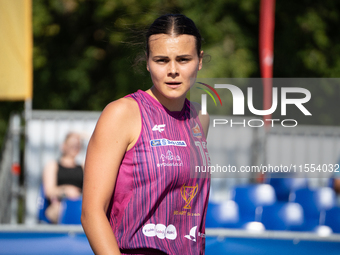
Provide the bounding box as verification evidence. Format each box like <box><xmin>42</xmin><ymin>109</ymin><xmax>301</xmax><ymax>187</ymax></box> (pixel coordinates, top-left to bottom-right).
<box><xmin>327</xmin><ymin>178</ymin><xmax>334</xmax><ymax>188</ymax></box>
<box><xmin>58</xmin><ymin>197</ymin><xmax>82</xmax><ymax>224</ymax></box>
<box><xmin>325</xmin><ymin>207</ymin><xmax>340</xmax><ymax>233</ymax></box>
<box><xmin>37</xmin><ymin>185</ymin><xmax>51</xmax><ymax>224</ymax></box>
<box><xmin>261</xmin><ymin>202</ymin><xmax>304</xmax><ymax>231</ymax></box>
<box><xmin>231</xmin><ymin>184</ymin><xmax>276</xmax><ymax>223</ymax></box>
<box><xmin>206</xmin><ymin>200</ymin><xmax>241</xmax><ymax>228</ymax></box>
<box><xmin>293</xmin><ymin>187</ymin><xmax>336</xmax><ymax>231</ymax></box>
<box><xmin>267</xmin><ymin>178</ymin><xmax>308</xmax><ymax>201</ymax></box>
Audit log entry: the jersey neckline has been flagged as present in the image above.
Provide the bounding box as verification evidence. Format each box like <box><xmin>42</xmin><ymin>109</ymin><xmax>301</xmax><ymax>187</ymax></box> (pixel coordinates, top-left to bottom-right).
<box><xmin>137</xmin><ymin>89</ymin><xmax>188</xmax><ymax>119</ymax></box>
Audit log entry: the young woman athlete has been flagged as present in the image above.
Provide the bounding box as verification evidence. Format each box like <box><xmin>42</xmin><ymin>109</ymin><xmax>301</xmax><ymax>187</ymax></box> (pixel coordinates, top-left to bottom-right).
<box><xmin>81</xmin><ymin>14</ymin><xmax>211</xmax><ymax>254</ymax></box>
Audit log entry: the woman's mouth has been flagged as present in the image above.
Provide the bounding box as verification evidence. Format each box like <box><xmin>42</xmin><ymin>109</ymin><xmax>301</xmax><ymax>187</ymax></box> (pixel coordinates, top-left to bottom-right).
<box><xmin>165</xmin><ymin>82</ymin><xmax>182</xmax><ymax>88</ymax></box>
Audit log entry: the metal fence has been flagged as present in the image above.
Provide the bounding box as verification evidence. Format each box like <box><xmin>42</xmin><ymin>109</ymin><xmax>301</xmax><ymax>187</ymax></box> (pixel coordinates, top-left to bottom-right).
<box><xmin>0</xmin><ymin>114</ymin><xmax>21</xmax><ymax>223</ymax></box>
<box><xmin>266</xmin><ymin>125</ymin><xmax>340</xmax><ymax>187</ymax></box>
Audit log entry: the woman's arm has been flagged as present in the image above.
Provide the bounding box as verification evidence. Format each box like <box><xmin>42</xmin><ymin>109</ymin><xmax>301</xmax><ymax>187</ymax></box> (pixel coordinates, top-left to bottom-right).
<box><xmin>192</xmin><ymin>101</ymin><xmax>210</xmax><ymax>139</ymax></box>
<box><xmin>42</xmin><ymin>160</ymin><xmax>60</xmax><ymax>200</ymax></box>
<box><xmin>198</xmin><ymin>111</ymin><xmax>210</xmax><ymax>139</ymax></box>
<box><xmin>81</xmin><ymin>97</ymin><xmax>140</xmax><ymax>255</ymax></box>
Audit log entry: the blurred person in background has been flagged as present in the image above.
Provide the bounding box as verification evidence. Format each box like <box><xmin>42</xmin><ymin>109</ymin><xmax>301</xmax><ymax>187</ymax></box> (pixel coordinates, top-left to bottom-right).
<box><xmin>43</xmin><ymin>132</ymin><xmax>84</xmax><ymax>223</ymax></box>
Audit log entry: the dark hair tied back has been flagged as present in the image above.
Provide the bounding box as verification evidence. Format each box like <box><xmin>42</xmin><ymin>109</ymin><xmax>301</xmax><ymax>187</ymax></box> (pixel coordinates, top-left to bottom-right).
<box><xmin>145</xmin><ymin>14</ymin><xmax>202</xmax><ymax>57</ymax></box>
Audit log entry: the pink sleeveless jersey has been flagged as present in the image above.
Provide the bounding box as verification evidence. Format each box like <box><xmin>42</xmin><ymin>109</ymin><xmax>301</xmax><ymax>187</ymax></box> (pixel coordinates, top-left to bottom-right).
<box><xmin>107</xmin><ymin>90</ymin><xmax>210</xmax><ymax>255</ymax></box>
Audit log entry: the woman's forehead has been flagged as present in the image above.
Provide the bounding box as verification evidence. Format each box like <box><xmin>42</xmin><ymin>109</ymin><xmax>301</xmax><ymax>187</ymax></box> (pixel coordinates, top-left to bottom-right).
<box><xmin>148</xmin><ymin>34</ymin><xmax>196</xmax><ymax>55</ymax></box>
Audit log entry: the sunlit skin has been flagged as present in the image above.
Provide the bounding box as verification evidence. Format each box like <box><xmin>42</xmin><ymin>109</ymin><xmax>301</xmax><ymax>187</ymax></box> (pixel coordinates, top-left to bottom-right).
<box><xmin>146</xmin><ymin>34</ymin><xmax>203</xmax><ymax>111</ymax></box>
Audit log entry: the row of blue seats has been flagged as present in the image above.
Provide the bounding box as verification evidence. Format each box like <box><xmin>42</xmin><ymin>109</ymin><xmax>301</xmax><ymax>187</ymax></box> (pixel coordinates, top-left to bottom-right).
<box><xmin>266</xmin><ymin>178</ymin><xmax>309</xmax><ymax>201</ymax></box>
<box><xmin>206</xmin><ymin>184</ymin><xmax>340</xmax><ymax>233</ymax></box>
<box><xmin>38</xmin><ymin>181</ymin><xmax>338</xmax><ymax>229</ymax></box>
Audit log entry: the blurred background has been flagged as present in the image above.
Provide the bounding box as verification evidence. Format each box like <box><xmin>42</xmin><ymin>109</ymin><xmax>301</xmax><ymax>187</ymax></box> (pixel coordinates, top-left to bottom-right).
<box><xmin>1</xmin><ymin>0</ymin><xmax>340</xmax><ymax>254</ymax></box>
<box><xmin>1</xmin><ymin>0</ymin><xmax>340</xmax><ymax>142</ymax></box>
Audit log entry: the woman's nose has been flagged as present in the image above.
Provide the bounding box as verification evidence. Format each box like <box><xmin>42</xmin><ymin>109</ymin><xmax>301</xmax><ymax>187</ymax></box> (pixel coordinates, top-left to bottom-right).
<box><xmin>167</xmin><ymin>61</ymin><xmax>179</xmax><ymax>78</ymax></box>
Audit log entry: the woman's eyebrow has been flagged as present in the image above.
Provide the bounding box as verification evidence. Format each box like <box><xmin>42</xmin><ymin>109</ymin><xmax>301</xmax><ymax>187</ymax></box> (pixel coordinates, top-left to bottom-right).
<box><xmin>153</xmin><ymin>55</ymin><xmax>169</xmax><ymax>58</ymax></box>
<box><xmin>177</xmin><ymin>54</ymin><xmax>192</xmax><ymax>58</ymax></box>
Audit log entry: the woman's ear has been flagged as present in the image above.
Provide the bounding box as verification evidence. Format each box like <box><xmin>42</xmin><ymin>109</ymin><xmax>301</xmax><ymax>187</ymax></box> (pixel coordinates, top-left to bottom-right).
<box><xmin>198</xmin><ymin>50</ymin><xmax>204</xmax><ymax>70</ymax></box>
<box><xmin>146</xmin><ymin>53</ymin><xmax>150</xmax><ymax>72</ymax></box>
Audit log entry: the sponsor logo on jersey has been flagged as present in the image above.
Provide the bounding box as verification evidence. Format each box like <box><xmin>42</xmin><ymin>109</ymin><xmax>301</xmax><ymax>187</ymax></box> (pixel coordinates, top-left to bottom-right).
<box><xmin>150</xmin><ymin>140</ymin><xmax>161</xmax><ymax>147</ymax></box>
<box><xmin>192</xmin><ymin>123</ymin><xmax>202</xmax><ymax>138</ymax></box>
<box><xmin>181</xmin><ymin>183</ymin><xmax>198</xmax><ymax>209</ymax></box>
<box><xmin>157</xmin><ymin>150</ymin><xmax>183</xmax><ymax>167</ymax></box>
<box><xmin>184</xmin><ymin>226</ymin><xmax>205</xmax><ymax>242</ymax></box>
<box><xmin>152</xmin><ymin>124</ymin><xmax>165</xmax><ymax>133</ymax></box>
<box><xmin>150</xmin><ymin>139</ymin><xmax>187</xmax><ymax>147</ymax></box>
<box><xmin>184</xmin><ymin>226</ymin><xmax>197</xmax><ymax>242</ymax></box>
<box><xmin>142</xmin><ymin>223</ymin><xmax>177</xmax><ymax>240</ymax></box>
<box><xmin>173</xmin><ymin>183</ymin><xmax>201</xmax><ymax>217</ymax></box>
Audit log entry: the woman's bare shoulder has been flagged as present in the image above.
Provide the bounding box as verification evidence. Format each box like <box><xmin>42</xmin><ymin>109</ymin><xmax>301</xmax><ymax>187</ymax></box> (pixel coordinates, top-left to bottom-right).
<box><xmin>44</xmin><ymin>160</ymin><xmax>58</xmax><ymax>172</ymax></box>
<box><xmin>91</xmin><ymin>97</ymin><xmax>140</xmax><ymax>148</ymax></box>
<box><xmin>97</xmin><ymin>97</ymin><xmax>139</xmax><ymax>127</ymax></box>
<box><xmin>103</xmin><ymin>97</ymin><xmax>138</xmax><ymax>118</ymax></box>
<box><xmin>43</xmin><ymin>160</ymin><xmax>58</xmax><ymax>182</ymax></box>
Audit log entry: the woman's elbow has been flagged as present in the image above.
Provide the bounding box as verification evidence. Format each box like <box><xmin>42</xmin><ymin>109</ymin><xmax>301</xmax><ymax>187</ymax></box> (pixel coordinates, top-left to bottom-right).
<box><xmin>81</xmin><ymin>204</ymin><xmax>92</xmax><ymax>229</ymax></box>
<box><xmin>81</xmin><ymin>206</ymin><xmax>90</xmax><ymax>228</ymax></box>
<box><xmin>81</xmin><ymin>204</ymin><xmax>105</xmax><ymax>228</ymax></box>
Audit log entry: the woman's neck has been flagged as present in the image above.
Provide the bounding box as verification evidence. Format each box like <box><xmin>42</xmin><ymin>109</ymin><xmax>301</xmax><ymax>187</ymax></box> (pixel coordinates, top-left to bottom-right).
<box><xmin>147</xmin><ymin>87</ymin><xmax>186</xmax><ymax>112</ymax></box>
<box><xmin>60</xmin><ymin>155</ymin><xmax>76</xmax><ymax>168</ymax></box>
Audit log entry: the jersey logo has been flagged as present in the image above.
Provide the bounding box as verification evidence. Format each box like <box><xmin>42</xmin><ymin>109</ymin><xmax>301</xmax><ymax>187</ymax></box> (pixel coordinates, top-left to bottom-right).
<box><xmin>180</xmin><ymin>183</ymin><xmax>198</xmax><ymax>209</ymax></box>
<box><xmin>152</xmin><ymin>124</ymin><xmax>165</xmax><ymax>133</ymax></box>
<box><xmin>142</xmin><ymin>223</ymin><xmax>177</xmax><ymax>240</ymax></box>
<box><xmin>184</xmin><ymin>226</ymin><xmax>197</xmax><ymax>242</ymax></box>
<box><xmin>192</xmin><ymin>123</ymin><xmax>202</xmax><ymax>138</ymax></box>
<box><xmin>157</xmin><ymin>151</ymin><xmax>183</xmax><ymax>167</ymax></box>
<box><xmin>150</xmin><ymin>139</ymin><xmax>187</xmax><ymax>147</ymax></box>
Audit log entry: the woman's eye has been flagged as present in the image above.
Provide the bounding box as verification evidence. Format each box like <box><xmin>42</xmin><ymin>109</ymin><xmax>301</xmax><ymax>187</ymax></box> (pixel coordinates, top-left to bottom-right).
<box><xmin>179</xmin><ymin>58</ymin><xmax>190</xmax><ymax>62</ymax></box>
<box><xmin>156</xmin><ymin>59</ymin><xmax>167</xmax><ymax>63</ymax></box>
